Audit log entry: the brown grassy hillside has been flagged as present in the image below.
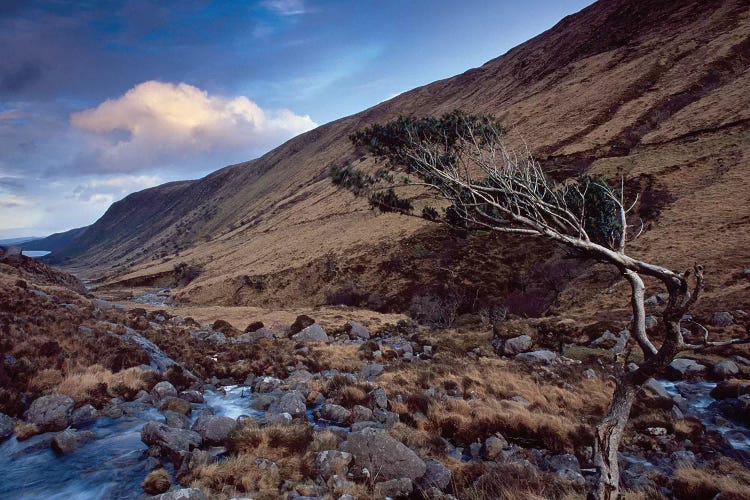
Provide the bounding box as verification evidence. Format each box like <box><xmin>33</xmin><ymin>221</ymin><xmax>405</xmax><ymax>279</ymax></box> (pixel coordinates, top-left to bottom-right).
<box><xmin>54</xmin><ymin>0</ymin><xmax>750</xmax><ymax>317</ymax></box>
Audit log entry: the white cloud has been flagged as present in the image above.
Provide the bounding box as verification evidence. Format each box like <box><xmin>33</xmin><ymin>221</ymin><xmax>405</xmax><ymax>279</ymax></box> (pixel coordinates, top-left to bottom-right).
<box><xmin>70</xmin><ymin>80</ymin><xmax>317</xmax><ymax>173</ymax></box>
<box><xmin>263</xmin><ymin>0</ymin><xmax>307</xmax><ymax>16</ymax></box>
<box><xmin>72</xmin><ymin>174</ymin><xmax>163</xmax><ymax>202</ymax></box>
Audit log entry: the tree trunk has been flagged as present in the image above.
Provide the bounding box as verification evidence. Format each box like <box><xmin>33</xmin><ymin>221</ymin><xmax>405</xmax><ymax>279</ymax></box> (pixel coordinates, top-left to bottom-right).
<box><xmin>592</xmin><ymin>376</ymin><xmax>637</xmax><ymax>500</ymax></box>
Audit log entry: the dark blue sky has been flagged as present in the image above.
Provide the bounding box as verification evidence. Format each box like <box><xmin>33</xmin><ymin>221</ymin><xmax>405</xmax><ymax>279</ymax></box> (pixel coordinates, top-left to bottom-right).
<box><xmin>0</xmin><ymin>0</ymin><xmax>594</xmax><ymax>238</ymax></box>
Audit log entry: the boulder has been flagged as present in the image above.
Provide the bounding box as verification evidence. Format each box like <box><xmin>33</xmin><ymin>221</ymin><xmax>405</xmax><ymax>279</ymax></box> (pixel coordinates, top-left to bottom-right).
<box><xmin>313</xmin><ymin>450</ymin><xmax>353</xmax><ymax>479</ymax></box>
<box><xmin>589</xmin><ymin>330</ymin><xmax>629</xmax><ymax>353</ymax></box>
<box><xmin>643</xmin><ymin>378</ymin><xmax>672</xmax><ymax>400</ymax></box>
<box><xmin>253</xmin><ymin>376</ymin><xmax>282</xmax><ymax>393</ymax></box>
<box><xmin>234</xmin><ymin>327</ymin><xmax>274</xmax><ymax>343</ymax></box>
<box><xmin>515</xmin><ymin>350</ymin><xmax>558</xmax><ymax>364</ymax></box>
<box><xmin>542</xmin><ymin>454</ymin><xmax>585</xmax><ymax>486</ymax></box>
<box><xmin>51</xmin><ymin>429</ymin><xmax>96</xmax><ymax>455</ymax></box>
<box><xmin>341</xmin><ymin>428</ymin><xmax>426</xmax><ymax>481</ymax></box>
<box><xmin>160</xmin><ymin>397</ymin><xmax>192</xmax><ymax>416</ymax></box>
<box><xmin>351</xmin><ymin>405</ymin><xmax>373</xmax><ymax>422</ymax></box>
<box><xmin>26</xmin><ymin>394</ymin><xmax>74</xmax><ymax>431</ymax></box>
<box><xmin>318</xmin><ymin>403</ymin><xmax>351</xmax><ymax>425</ymax></box>
<box><xmin>152</xmin><ymin>381</ymin><xmax>178</xmax><ymax>401</ymax></box>
<box><xmin>347</xmin><ymin>320</ymin><xmax>370</xmax><ymax>340</ymax></box>
<box><xmin>710</xmin><ymin>379</ymin><xmax>750</xmax><ymax>400</ymax></box>
<box><xmin>141</xmin><ymin>422</ymin><xmax>202</xmax><ymax>462</ymax></box>
<box><xmin>0</xmin><ymin>413</ymin><xmax>14</xmax><ymax>442</ymax></box>
<box><xmin>289</xmin><ymin>314</ymin><xmax>316</xmax><ymax>335</ymax></box>
<box><xmin>502</xmin><ymin>335</ymin><xmax>533</xmax><ymax>356</ymax></box>
<box><xmin>164</xmin><ymin>410</ymin><xmax>191</xmax><ymax>429</ymax></box>
<box><xmin>70</xmin><ymin>405</ymin><xmax>98</xmax><ymax>428</ymax></box>
<box><xmin>274</xmin><ymin>391</ymin><xmax>307</xmax><ymax>418</ymax></box>
<box><xmin>713</xmin><ymin>360</ymin><xmax>740</xmax><ymax>379</ymax></box>
<box><xmin>360</xmin><ymin>363</ymin><xmax>385</xmax><ymax>381</ymax></box>
<box><xmin>157</xmin><ymin>488</ymin><xmax>207</xmax><ymax>500</ymax></box>
<box><xmin>374</xmin><ymin>478</ymin><xmax>413</xmax><ymax>498</ymax></box>
<box><xmin>417</xmin><ymin>458</ymin><xmax>451</xmax><ymax>491</ymax></box>
<box><xmin>292</xmin><ymin>323</ymin><xmax>329</xmax><ymax>343</ymax></box>
<box><xmin>179</xmin><ymin>390</ymin><xmax>205</xmax><ymax>404</ymax></box>
<box><xmin>665</xmin><ymin>358</ymin><xmax>706</xmax><ymax>380</ymax></box>
<box><xmin>710</xmin><ymin>312</ymin><xmax>734</xmax><ymax>327</ymax></box>
<box><xmin>369</xmin><ymin>388</ymin><xmax>388</xmax><ymax>409</ymax></box>
<box><xmin>191</xmin><ymin>415</ymin><xmax>238</xmax><ymax>446</ymax></box>
<box><xmin>483</xmin><ymin>434</ymin><xmax>508</xmax><ymax>460</ymax></box>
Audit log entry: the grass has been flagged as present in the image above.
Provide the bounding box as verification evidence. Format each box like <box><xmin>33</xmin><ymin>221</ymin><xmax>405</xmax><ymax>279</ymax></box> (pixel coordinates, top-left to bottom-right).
<box><xmin>672</xmin><ymin>458</ymin><xmax>750</xmax><ymax>499</ymax></box>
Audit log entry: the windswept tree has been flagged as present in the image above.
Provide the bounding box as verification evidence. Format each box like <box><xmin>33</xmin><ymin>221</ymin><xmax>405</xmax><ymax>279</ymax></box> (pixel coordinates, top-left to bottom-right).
<box><xmin>330</xmin><ymin>111</ymin><xmax>748</xmax><ymax>499</ymax></box>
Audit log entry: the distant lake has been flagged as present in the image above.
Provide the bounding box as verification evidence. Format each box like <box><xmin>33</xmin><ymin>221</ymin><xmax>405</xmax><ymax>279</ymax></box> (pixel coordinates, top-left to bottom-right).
<box><xmin>22</xmin><ymin>251</ymin><xmax>51</xmax><ymax>258</ymax></box>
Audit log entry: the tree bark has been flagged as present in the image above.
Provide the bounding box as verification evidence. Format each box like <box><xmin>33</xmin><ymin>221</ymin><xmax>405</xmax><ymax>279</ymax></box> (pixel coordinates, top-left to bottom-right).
<box><xmin>592</xmin><ymin>377</ymin><xmax>637</xmax><ymax>500</ymax></box>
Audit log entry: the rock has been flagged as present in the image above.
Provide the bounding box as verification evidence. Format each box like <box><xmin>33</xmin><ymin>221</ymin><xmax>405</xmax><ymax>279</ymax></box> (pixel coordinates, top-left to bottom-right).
<box><xmin>70</xmin><ymin>405</ymin><xmax>98</xmax><ymax>428</ymax></box>
<box><xmin>191</xmin><ymin>415</ymin><xmax>238</xmax><ymax>446</ymax></box>
<box><xmin>26</xmin><ymin>394</ymin><xmax>74</xmax><ymax>431</ymax></box>
<box><xmin>582</xmin><ymin>368</ymin><xmax>597</xmax><ymax>379</ymax></box>
<box><xmin>51</xmin><ymin>429</ymin><xmax>96</xmax><ymax>455</ymax></box>
<box><xmin>313</xmin><ymin>450</ymin><xmax>353</xmax><ymax>479</ymax></box>
<box><xmin>235</xmin><ymin>328</ymin><xmax>274</xmax><ymax>343</ymax></box>
<box><xmin>671</xmin><ymin>450</ymin><xmax>696</xmax><ymax>465</ymax></box>
<box><xmin>352</xmin><ymin>405</ymin><xmax>373</xmax><ymax>422</ymax></box>
<box><xmin>645</xmin><ymin>427</ymin><xmax>668</xmax><ymax>437</ymax></box>
<box><xmin>250</xmin><ymin>393</ymin><xmax>278</xmax><ymax>410</ymax></box>
<box><xmin>665</xmin><ymin>358</ymin><xmax>706</xmax><ymax>380</ymax></box>
<box><xmin>179</xmin><ymin>390</ymin><xmax>205</xmax><ymax>404</ymax></box>
<box><xmin>253</xmin><ymin>376</ymin><xmax>282</xmax><ymax>393</ymax></box>
<box><xmin>141</xmin><ymin>422</ymin><xmax>202</xmax><ymax>462</ymax></box>
<box><xmin>483</xmin><ymin>435</ymin><xmax>508</xmax><ymax>460</ymax></box>
<box><xmin>341</xmin><ymin>428</ymin><xmax>426</xmax><ymax>481</ymax></box>
<box><xmin>152</xmin><ymin>381</ymin><xmax>178</xmax><ymax>401</ymax></box>
<box><xmin>206</xmin><ymin>332</ymin><xmax>228</xmax><ymax>345</ymax></box>
<box><xmin>318</xmin><ymin>403</ymin><xmax>351</xmax><ymax>425</ymax></box>
<box><xmin>360</xmin><ymin>363</ymin><xmax>384</xmax><ymax>382</ymax></box>
<box><xmin>644</xmin><ymin>315</ymin><xmax>658</xmax><ymax>331</ymax></box>
<box><xmin>290</xmin><ymin>314</ymin><xmax>316</xmax><ymax>335</ymax></box>
<box><xmin>177</xmin><ymin>449</ymin><xmax>215</xmax><ymax>477</ymax></box>
<box><xmin>347</xmin><ymin>321</ymin><xmax>370</xmax><ymax>340</ymax></box>
<box><xmin>374</xmin><ymin>478</ymin><xmax>413</xmax><ymax>498</ymax></box>
<box><xmin>542</xmin><ymin>454</ymin><xmax>585</xmax><ymax>486</ymax></box>
<box><xmin>160</xmin><ymin>397</ymin><xmax>192</xmax><ymax>416</ymax></box>
<box><xmin>515</xmin><ymin>350</ymin><xmax>558</xmax><ymax>364</ymax></box>
<box><xmin>711</xmin><ymin>380</ymin><xmax>750</xmax><ymax>400</ymax></box>
<box><xmin>589</xmin><ymin>330</ymin><xmax>629</xmax><ymax>352</ymax></box>
<box><xmin>142</xmin><ymin>468</ymin><xmax>171</xmax><ymax>494</ymax></box>
<box><xmin>713</xmin><ymin>360</ymin><xmax>740</xmax><ymax>379</ymax></box>
<box><xmin>417</xmin><ymin>458</ymin><xmax>451</xmax><ymax>491</ymax></box>
<box><xmin>710</xmin><ymin>312</ymin><xmax>734</xmax><ymax>327</ymax></box>
<box><xmin>164</xmin><ymin>410</ymin><xmax>191</xmax><ymax>429</ymax></box>
<box><xmin>157</xmin><ymin>488</ymin><xmax>207</xmax><ymax>500</ymax></box>
<box><xmin>502</xmin><ymin>335</ymin><xmax>533</xmax><ymax>356</ymax></box>
<box><xmin>0</xmin><ymin>413</ymin><xmax>14</xmax><ymax>442</ymax></box>
<box><xmin>292</xmin><ymin>323</ymin><xmax>330</xmax><ymax>343</ymax></box>
<box><xmin>275</xmin><ymin>391</ymin><xmax>307</xmax><ymax>418</ymax></box>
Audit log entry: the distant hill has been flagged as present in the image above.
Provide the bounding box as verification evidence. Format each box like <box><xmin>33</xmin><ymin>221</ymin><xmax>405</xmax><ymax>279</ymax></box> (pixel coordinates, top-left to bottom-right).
<box><xmin>51</xmin><ymin>0</ymin><xmax>750</xmax><ymax>316</ymax></box>
<box><xmin>22</xmin><ymin>226</ymin><xmax>89</xmax><ymax>254</ymax></box>
<box><xmin>0</xmin><ymin>237</ymin><xmax>41</xmax><ymax>246</ymax></box>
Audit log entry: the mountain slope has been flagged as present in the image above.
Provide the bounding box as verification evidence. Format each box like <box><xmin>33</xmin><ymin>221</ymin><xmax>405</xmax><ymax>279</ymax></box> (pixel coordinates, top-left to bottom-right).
<box><xmin>56</xmin><ymin>0</ymin><xmax>750</xmax><ymax>315</ymax></box>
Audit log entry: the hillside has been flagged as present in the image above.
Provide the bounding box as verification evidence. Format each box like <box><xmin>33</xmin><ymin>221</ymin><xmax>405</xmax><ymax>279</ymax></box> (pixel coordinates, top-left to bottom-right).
<box><xmin>53</xmin><ymin>0</ymin><xmax>750</xmax><ymax>316</ymax></box>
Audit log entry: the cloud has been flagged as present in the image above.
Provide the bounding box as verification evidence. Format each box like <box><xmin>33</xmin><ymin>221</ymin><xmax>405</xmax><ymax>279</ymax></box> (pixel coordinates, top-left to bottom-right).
<box><xmin>263</xmin><ymin>0</ymin><xmax>307</xmax><ymax>16</ymax></box>
<box><xmin>69</xmin><ymin>80</ymin><xmax>317</xmax><ymax>174</ymax></box>
<box><xmin>72</xmin><ymin>174</ymin><xmax>162</xmax><ymax>202</ymax></box>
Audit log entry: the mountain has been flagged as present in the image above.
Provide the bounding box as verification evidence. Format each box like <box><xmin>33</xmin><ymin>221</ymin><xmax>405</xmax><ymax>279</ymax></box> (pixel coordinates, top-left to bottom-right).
<box><xmin>0</xmin><ymin>237</ymin><xmax>41</xmax><ymax>246</ymax></box>
<box><xmin>52</xmin><ymin>0</ymin><xmax>750</xmax><ymax>315</ymax></box>
<box><xmin>21</xmin><ymin>226</ymin><xmax>89</xmax><ymax>254</ymax></box>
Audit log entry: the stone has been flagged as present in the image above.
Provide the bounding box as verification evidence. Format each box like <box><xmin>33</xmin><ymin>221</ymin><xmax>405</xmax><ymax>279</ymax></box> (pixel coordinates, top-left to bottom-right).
<box><xmin>515</xmin><ymin>350</ymin><xmax>558</xmax><ymax>364</ymax></box>
<box><xmin>589</xmin><ymin>330</ymin><xmax>629</xmax><ymax>353</ymax></box>
<box><xmin>160</xmin><ymin>397</ymin><xmax>192</xmax><ymax>416</ymax></box>
<box><xmin>713</xmin><ymin>360</ymin><xmax>739</xmax><ymax>379</ymax></box>
<box><xmin>483</xmin><ymin>435</ymin><xmax>508</xmax><ymax>460</ymax></box>
<box><xmin>51</xmin><ymin>429</ymin><xmax>96</xmax><ymax>455</ymax></box>
<box><xmin>374</xmin><ymin>478</ymin><xmax>413</xmax><ymax>498</ymax></box>
<box><xmin>351</xmin><ymin>405</ymin><xmax>373</xmax><ymax>422</ymax></box>
<box><xmin>179</xmin><ymin>390</ymin><xmax>205</xmax><ymax>404</ymax></box>
<box><xmin>417</xmin><ymin>458</ymin><xmax>451</xmax><ymax>491</ymax></box>
<box><xmin>25</xmin><ymin>394</ymin><xmax>74</xmax><ymax>431</ymax></box>
<box><xmin>0</xmin><ymin>413</ymin><xmax>14</xmax><ymax>442</ymax></box>
<box><xmin>274</xmin><ymin>391</ymin><xmax>307</xmax><ymax>418</ymax></box>
<box><xmin>582</xmin><ymin>368</ymin><xmax>597</xmax><ymax>379</ymax></box>
<box><xmin>313</xmin><ymin>450</ymin><xmax>353</xmax><ymax>479</ymax></box>
<box><xmin>665</xmin><ymin>358</ymin><xmax>706</xmax><ymax>380</ymax></box>
<box><xmin>643</xmin><ymin>378</ymin><xmax>672</xmax><ymax>399</ymax></box>
<box><xmin>711</xmin><ymin>380</ymin><xmax>750</xmax><ymax>400</ymax></box>
<box><xmin>341</xmin><ymin>428</ymin><xmax>426</xmax><ymax>481</ymax></box>
<box><xmin>157</xmin><ymin>488</ymin><xmax>207</xmax><ymax>500</ymax></box>
<box><xmin>292</xmin><ymin>323</ymin><xmax>329</xmax><ymax>343</ymax></box>
<box><xmin>347</xmin><ymin>320</ymin><xmax>370</xmax><ymax>340</ymax></box>
<box><xmin>360</xmin><ymin>363</ymin><xmax>384</xmax><ymax>381</ymax></box>
<box><xmin>543</xmin><ymin>454</ymin><xmax>585</xmax><ymax>486</ymax></box>
<box><xmin>469</xmin><ymin>442</ymin><xmax>482</xmax><ymax>459</ymax></box>
<box><xmin>152</xmin><ymin>381</ymin><xmax>178</xmax><ymax>401</ymax></box>
<box><xmin>671</xmin><ymin>450</ymin><xmax>696</xmax><ymax>465</ymax></box>
<box><xmin>645</xmin><ymin>427</ymin><xmax>668</xmax><ymax>437</ymax></box>
<box><xmin>70</xmin><ymin>405</ymin><xmax>98</xmax><ymax>428</ymax></box>
<box><xmin>191</xmin><ymin>415</ymin><xmax>239</xmax><ymax>446</ymax></box>
<box><xmin>290</xmin><ymin>314</ymin><xmax>316</xmax><ymax>335</ymax></box>
<box><xmin>164</xmin><ymin>410</ymin><xmax>191</xmax><ymax>429</ymax></box>
<box><xmin>250</xmin><ymin>393</ymin><xmax>278</xmax><ymax>410</ymax></box>
<box><xmin>141</xmin><ymin>422</ymin><xmax>202</xmax><ymax>462</ymax></box>
<box><xmin>502</xmin><ymin>335</ymin><xmax>533</xmax><ymax>356</ymax></box>
<box><xmin>710</xmin><ymin>312</ymin><xmax>734</xmax><ymax>327</ymax></box>
<box><xmin>318</xmin><ymin>403</ymin><xmax>351</xmax><ymax>425</ymax></box>
<box><xmin>253</xmin><ymin>376</ymin><xmax>282</xmax><ymax>393</ymax></box>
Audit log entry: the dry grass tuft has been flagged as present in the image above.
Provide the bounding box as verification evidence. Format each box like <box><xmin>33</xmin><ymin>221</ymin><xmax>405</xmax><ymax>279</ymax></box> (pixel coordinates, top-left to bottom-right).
<box><xmin>672</xmin><ymin>458</ymin><xmax>750</xmax><ymax>499</ymax></box>
<box><xmin>14</xmin><ymin>422</ymin><xmax>40</xmax><ymax>441</ymax></box>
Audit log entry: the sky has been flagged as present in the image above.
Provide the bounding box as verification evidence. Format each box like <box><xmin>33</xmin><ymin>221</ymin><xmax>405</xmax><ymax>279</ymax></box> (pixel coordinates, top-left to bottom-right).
<box><xmin>0</xmin><ymin>0</ymin><xmax>594</xmax><ymax>239</ymax></box>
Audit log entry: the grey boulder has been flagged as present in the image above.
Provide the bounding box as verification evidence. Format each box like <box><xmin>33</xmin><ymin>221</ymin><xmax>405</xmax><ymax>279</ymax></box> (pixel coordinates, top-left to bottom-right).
<box><xmin>341</xmin><ymin>428</ymin><xmax>426</xmax><ymax>481</ymax></box>
<box><xmin>26</xmin><ymin>394</ymin><xmax>74</xmax><ymax>431</ymax></box>
<box><xmin>191</xmin><ymin>415</ymin><xmax>238</xmax><ymax>446</ymax></box>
